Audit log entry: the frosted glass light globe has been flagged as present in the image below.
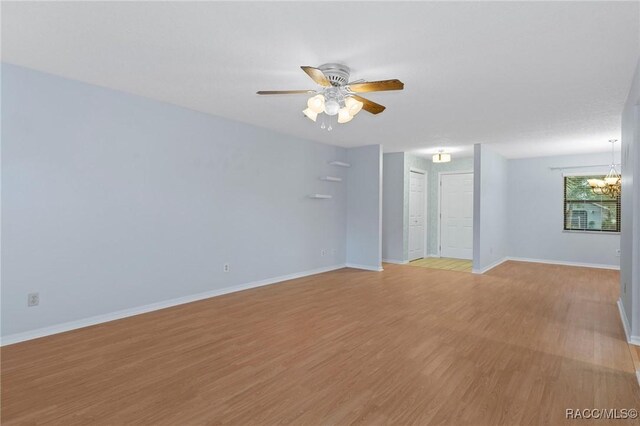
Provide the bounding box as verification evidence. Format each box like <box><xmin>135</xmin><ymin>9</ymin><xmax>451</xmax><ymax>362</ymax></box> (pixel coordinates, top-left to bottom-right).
<box><xmin>345</xmin><ymin>97</ymin><xmax>363</xmax><ymax>116</ymax></box>
<box><xmin>307</xmin><ymin>95</ymin><xmax>325</xmax><ymax>114</ymax></box>
<box><xmin>324</xmin><ymin>99</ymin><xmax>340</xmax><ymax>116</ymax></box>
<box><xmin>338</xmin><ymin>107</ymin><xmax>353</xmax><ymax>124</ymax></box>
<box><xmin>303</xmin><ymin>108</ymin><xmax>318</xmax><ymax>122</ymax></box>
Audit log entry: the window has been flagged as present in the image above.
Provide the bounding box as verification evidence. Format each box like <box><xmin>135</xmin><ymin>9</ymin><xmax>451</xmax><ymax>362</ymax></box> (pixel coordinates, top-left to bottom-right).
<box><xmin>564</xmin><ymin>175</ymin><xmax>620</xmax><ymax>232</ymax></box>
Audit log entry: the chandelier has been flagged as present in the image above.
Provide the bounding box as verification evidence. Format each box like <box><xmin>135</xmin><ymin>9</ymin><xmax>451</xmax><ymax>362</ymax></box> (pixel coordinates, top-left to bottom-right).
<box><xmin>588</xmin><ymin>139</ymin><xmax>621</xmax><ymax>198</ymax></box>
<box><xmin>303</xmin><ymin>91</ymin><xmax>364</xmax><ymax>128</ymax></box>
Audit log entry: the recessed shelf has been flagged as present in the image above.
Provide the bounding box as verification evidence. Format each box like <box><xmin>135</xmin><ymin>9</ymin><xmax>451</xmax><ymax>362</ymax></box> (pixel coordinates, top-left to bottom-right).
<box><xmin>329</xmin><ymin>161</ymin><xmax>351</xmax><ymax>168</ymax></box>
<box><xmin>320</xmin><ymin>176</ymin><xmax>342</xmax><ymax>182</ymax></box>
<box><xmin>309</xmin><ymin>194</ymin><xmax>332</xmax><ymax>199</ymax></box>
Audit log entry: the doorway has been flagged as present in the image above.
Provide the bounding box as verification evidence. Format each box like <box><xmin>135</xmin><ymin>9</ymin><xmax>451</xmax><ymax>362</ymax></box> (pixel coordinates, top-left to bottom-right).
<box><xmin>408</xmin><ymin>170</ymin><xmax>426</xmax><ymax>261</ymax></box>
<box><xmin>439</xmin><ymin>172</ymin><xmax>473</xmax><ymax>260</ymax></box>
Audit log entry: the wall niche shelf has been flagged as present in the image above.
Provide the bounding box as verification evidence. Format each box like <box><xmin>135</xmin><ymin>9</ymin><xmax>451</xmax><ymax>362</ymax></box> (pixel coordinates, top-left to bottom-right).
<box><xmin>329</xmin><ymin>161</ymin><xmax>351</xmax><ymax>168</ymax></box>
<box><xmin>320</xmin><ymin>176</ymin><xmax>342</xmax><ymax>182</ymax></box>
<box><xmin>309</xmin><ymin>194</ymin><xmax>332</xmax><ymax>199</ymax></box>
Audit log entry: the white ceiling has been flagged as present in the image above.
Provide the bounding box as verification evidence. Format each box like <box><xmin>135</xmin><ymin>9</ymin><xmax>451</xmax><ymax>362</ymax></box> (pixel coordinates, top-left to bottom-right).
<box><xmin>2</xmin><ymin>1</ymin><xmax>639</xmax><ymax>159</ymax></box>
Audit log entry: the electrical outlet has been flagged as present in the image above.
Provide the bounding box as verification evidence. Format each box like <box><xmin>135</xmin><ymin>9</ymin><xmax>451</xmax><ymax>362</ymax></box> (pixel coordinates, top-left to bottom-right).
<box><xmin>321</xmin><ymin>249</ymin><xmax>327</xmax><ymax>257</ymax></box>
<box><xmin>223</xmin><ymin>263</ymin><xmax>230</xmax><ymax>273</ymax></box>
<box><xmin>27</xmin><ymin>292</ymin><xmax>39</xmax><ymax>307</ymax></box>
<box><xmin>616</xmin><ymin>249</ymin><xmax>621</xmax><ymax>257</ymax></box>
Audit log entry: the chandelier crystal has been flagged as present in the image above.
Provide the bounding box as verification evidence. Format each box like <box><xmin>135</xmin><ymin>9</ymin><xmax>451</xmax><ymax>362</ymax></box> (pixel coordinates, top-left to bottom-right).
<box><xmin>587</xmin><ymin>139</ymin><xmax>620</xmax><ymax>198</ymax></box>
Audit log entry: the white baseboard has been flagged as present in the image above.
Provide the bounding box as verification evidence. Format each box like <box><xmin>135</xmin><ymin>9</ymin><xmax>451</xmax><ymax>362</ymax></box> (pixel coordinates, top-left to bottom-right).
<box><xmin>345</xmin><ymin>263</ymin><xmax>384</xmax><ymax>272</ymax></box>
<box><xmin>506</xmin><ymin>256</ymin><xmax>620</xmax><ymax>270</ymax></box>
<box><xmin>617</xmin><ymin>298</ymin><xmax>640</xmax><ymax>382</ymax></box>
<box><xmin>618</xmin><ymin>299</ymin><xmax>632</xmax><ymax>343</ymax></box>
<box><xmin>1</xmin><ymin>264</ymin><xmax>346</xmax><ymax>346</ymax></box>
<box><xmin>382</xmin><ymin>258</ymin><xmax>408</xmax><ymax>265</ymax></box>
<box><xmin>472</xmin><ymin>257</ymin><xmax>508</xmax><ymax>274</ymax></box>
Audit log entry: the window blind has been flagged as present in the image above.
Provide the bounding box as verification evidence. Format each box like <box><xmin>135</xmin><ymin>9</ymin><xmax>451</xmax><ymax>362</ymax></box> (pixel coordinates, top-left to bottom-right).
<box><xmin>564</xmin><ymin>175</ymin><xmax>620</xmax><ymax>232</ymax></box>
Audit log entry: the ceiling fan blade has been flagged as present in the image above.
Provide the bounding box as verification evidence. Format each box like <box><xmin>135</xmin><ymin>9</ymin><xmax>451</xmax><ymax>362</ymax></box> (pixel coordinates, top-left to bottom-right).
<box><xmin>256</xmin><ymin>90</ymin><xmax>315</xmax><ymax>95</ymax></box>
<box><xmin>348</xmin><ymin>79</ymin><xmax>404</xmax><ymax>93</ymax></box>
<box><xmin>301</xmin><ymin>66</ymin><xmax>332</xmax><ymax>87</ymax></box>
<box><xmin>352</xmin><ymin>95</ymin><xmax>386</xmax><ymax>115</ymax></box>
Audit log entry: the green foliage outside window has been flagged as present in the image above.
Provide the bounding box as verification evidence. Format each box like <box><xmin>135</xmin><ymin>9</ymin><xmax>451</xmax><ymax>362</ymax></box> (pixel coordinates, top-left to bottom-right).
<box><xmin>564</xmin><ymin>175</ymin><xmax>620</xmax><ymax>232</ymax></box>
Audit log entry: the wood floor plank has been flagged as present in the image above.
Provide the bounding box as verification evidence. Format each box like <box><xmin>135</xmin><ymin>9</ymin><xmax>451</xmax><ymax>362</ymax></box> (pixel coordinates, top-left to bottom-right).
<box><xmin>409</xmin><ymin>257</ymin><xmax>472</xmax><ymax>272</ymax></box>
<box><xmin>2</xmin><ymin>261</ymin><xmax>639</xmax><ymax>425</ymax></box>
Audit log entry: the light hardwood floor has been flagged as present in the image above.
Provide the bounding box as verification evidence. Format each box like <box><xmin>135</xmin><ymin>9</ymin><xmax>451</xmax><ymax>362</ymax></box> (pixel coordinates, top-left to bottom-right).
<box><xmin>2</xmin><ymin>261</ymin><xmax>639</xmax><ymax>425</ymax></box>
<box><xmin>409</xmin><ymin>257</ymin><xmax>472</xmax><ymax>272</ymax></box>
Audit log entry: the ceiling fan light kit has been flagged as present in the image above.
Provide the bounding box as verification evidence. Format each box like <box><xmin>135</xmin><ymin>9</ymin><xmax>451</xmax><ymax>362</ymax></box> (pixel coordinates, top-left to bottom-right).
<box><xmin>257</xmin><ymin>63</ymin><xmax>404</xmax><ymax>128</ymax></box>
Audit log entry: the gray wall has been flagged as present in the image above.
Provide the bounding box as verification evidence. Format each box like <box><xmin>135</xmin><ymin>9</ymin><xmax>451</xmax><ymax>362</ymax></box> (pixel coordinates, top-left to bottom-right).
<box><xmin>621</xmin><ymin>57</ymin><xmax>640</xmax><ymax>336</ymax></box>
<box><xmin>473</xmin><ymin>144</ymin><xmax>509</xmax><ymax>272</ymax></box>
<box><xmin>382</xmin><ymin>153</ymin><xmax>474</xmax><ymax>262</ymax></box>
<box><xmin>382</xmin><ymin>153</ymin><xmax>405</xmax><ymax>262</ymax></box>
<box><xmin>346</xmin><ymin>145</ymin><xmax>383</xmax><ymax>270</ymax></box>
<box><xmin>1</xmin><ymin>64</ymin><xmax>351</xmax><ymax>337</ymax></box>
<box><xmin>507</xmin><ymin>152</ymin><xmax>621</xmax><ymax>268</ymax></box>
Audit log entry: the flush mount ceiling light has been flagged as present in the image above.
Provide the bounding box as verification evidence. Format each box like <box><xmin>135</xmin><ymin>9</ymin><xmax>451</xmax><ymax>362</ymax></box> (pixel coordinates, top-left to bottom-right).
<box><xmin>432</xmin><ymin>150</ymin><xmax>451</xmax><ymax>163</ymax></box>
<box><xmin>257</xmin><ymin>64</ymin><xmax>404</xmax><ymax>128</ymax></box>
<box><xmin>588</xmin><ymin>139</ymin><xmax>621</xmax><ymax>198</ymax></box>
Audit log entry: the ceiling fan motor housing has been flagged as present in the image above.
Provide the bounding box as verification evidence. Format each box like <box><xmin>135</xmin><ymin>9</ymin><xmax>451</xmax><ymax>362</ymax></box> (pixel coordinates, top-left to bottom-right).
<box><xmin>318</xmin><ymin>63</ymin><xmax>351</xmax><ymax>87</ymax></box>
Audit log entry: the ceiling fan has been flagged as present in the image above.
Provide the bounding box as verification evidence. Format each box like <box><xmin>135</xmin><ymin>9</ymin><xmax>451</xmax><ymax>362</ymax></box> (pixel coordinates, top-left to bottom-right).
<box><xmin>257</xmin><ymin>63</ymin><xmax>404</xmax><ymax>126</ymax></box>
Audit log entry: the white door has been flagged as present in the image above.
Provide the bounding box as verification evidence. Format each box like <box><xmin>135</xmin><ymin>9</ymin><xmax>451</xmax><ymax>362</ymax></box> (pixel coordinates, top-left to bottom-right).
<box><xmin>408</xmin><ymin>171</ymin><xmax>425</xmax><ymax>261</ymax></box>
<box><xmin>440</xmin><ymin>173</ymin><xmax>473</xmax><ymax>259</ymax></box>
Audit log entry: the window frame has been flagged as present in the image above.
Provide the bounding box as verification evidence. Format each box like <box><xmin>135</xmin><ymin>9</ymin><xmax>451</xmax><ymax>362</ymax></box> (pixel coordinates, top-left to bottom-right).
<box><xmin>562</xmin><ymin>173</ymin><xmax>620</xmax><ymax>234</ymax></box>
